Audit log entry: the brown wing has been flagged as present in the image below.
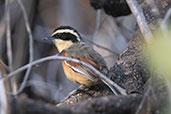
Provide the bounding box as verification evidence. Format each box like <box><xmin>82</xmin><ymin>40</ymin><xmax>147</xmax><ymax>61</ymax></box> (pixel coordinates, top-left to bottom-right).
<box><xmin>61</xmin><ymin>49</ymin><xmax>101</xmax><ymax>82</ymax></box>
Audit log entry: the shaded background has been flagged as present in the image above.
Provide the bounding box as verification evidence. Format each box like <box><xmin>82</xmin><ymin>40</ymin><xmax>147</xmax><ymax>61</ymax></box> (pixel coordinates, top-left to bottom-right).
<box><xmin>0</xmin><ymin>0</ymin><xmax>136</xmax><ymax>103</ymax></box>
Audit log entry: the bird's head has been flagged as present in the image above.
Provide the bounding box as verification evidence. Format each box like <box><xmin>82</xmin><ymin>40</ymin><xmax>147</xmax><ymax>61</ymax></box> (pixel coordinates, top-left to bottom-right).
<box><xmin>48</xmin><ymin>26</ymin><xmax>82</xmax><ymax>52</ymax></box>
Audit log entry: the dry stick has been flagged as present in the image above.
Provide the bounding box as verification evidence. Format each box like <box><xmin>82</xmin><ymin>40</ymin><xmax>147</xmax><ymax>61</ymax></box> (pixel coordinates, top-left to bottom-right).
<box><xmin>93</xmin><ymin>9</ymin><xmax>101</xmax><ymax>38</ymax></box>
<box><xmin>135</xmin><ymin>86</ymin><xmax>152</xmax><ymax>114</ymax></box>
<box><xmin>125</xmin><ymin>0</ymin><xmax>153</xmax><ymax>44</ymax></box>
<box><xmin>3</xmin><ymin>54</ymin><xmax>127</xmax><ymax>95</ymax></box>
<box><xmin>81</xmin><ymin>33</ymin><xmax>119</xmax><ymax>56</ymax></box>
<box><xmin>5</xmin><ymin>0</ymin><xmax>13</xmax><ymax>72</ymax></box>
<box><xmin>161</xmin><ymin>8</ymin><xmax>171</xmax><ymax>39</ymax></box>
<box><xmin>12</xmin><ymin>0</ymin><xmax>34</xmax><ymax>95</ymax></box>
<box><xmin>86</xmin><ymin>38</ymin><xmax>119</xmax><ymax>56</ymax></box>
<box><xmin>5</xmin><ymin>0</ymin><xmax>18</xmax><ymax>95</ymax></box>
<box><xmin>0</xmin><ymin>60</ymin><xmax>9</xmax><ymax>72</ymax></box>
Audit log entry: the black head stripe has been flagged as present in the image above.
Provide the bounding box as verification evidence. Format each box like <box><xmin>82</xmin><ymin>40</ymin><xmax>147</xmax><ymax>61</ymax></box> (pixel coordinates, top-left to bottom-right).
<box><xmin>52</xmin><ymin>26</ymin><xmax>81</xmax><ymax>38</ymax></box>
<box><xmin>52</xmin><ymin>26</ymin><xmax>82</xmax><ymax>42</ymax></box>
<box><xmin>53</xmin><ymin>26</ymin><xmax>75</xmax><ymax>32</ymax></box>
<box><xmin>54</xmin><ymin>33</ymin><xmax>79</xmax><ymax>42</ymax></box>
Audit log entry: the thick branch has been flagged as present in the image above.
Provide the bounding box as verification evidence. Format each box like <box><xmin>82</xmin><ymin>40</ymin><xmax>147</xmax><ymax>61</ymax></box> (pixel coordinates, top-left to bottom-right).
<box><xmin>12</xmin><ymin>95</ymin><xmax>142</xmax><ymax>114</ymax></box>
<box><xmin>11</xmin><ymin>89</ymin><xmax>168</xmax><ymax>114</ymax></box>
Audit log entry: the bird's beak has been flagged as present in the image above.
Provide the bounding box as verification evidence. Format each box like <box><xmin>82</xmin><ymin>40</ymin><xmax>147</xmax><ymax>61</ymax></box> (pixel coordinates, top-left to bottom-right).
<box><xmin>43</xmin><ymin>36</ymin><xmax>54</xmax><ymax>41</ymax></box>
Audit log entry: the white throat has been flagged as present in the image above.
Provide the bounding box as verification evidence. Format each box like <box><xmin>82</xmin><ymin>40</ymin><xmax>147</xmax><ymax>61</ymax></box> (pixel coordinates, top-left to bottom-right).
<box><xmin>53</xmin><ymin>39</ymin><xmax>73</xmax><ymax>52</ymax></box>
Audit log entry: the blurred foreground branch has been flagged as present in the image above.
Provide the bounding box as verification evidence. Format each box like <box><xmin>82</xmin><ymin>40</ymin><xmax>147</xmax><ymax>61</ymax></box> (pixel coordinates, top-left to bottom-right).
<box><xmin>3</xmin><ymin>54</ymin><xmax>126</xmax><ymax>96</ymax></box>
<box><xmin>10</xmin><ymin>83</ymin><xmax>168</xmax><ymax>114</ymax></box>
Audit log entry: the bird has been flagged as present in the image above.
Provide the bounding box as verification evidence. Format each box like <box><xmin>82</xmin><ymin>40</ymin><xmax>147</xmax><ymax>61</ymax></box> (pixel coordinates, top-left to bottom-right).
<box><xmin>47</xmin><ymin>25</ymin><xmax>119</xmax><ymax>95</ymax></box>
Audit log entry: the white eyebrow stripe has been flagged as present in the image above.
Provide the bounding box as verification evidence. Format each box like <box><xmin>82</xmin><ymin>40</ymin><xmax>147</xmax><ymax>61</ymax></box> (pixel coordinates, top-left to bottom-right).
<box><xmin>51</xmin><ymin>29</ymin><xmax>81</xmax><ymax>41</ymax></box>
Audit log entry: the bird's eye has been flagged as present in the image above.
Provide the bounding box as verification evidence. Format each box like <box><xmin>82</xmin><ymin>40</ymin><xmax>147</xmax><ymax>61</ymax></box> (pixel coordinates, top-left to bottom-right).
<box><xmin>52</xmin><ymin>33</ymin><xmax>62</xmax><ymax>39</ymax></box>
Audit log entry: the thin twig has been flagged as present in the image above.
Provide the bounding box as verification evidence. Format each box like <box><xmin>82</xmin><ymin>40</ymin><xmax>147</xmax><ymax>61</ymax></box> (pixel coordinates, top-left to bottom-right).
<box><xmin>5</xmin><ymin>0</ymin><xmax>18</xmax><ymax>95</ymax></box>
<box><xmin>161</xmin><ymin>8</ymin><xmax>171</xmax><ymax>39</ymax></box>
<box><xmin>125</xmin><ymin>0</ymin><xmax>153</xmax><ymax>44</ymax></box>
<box><xmin>2</xmin><ymin>54</ymin><xmax>127</xmax><ymax>95</ymax></box>
<box><xmin>135</xmin><ymin>86</ymin><xmax>152</xmax><ymax>114</ymax></box>
<box><xmin>5</xmin><ymin>0</ymin><xmax>13</xmax><ymax>72</ymax></box>
<box><xmin>81</xmin><ymin>34</ymin><xmax>119</xmax><ymax>56</ymax></box>
<box><xmin>12</xmin><ymin>0</ymin><xmax>34</xmax><ymax>95</ymax></box>
<box><xmin>93</xmin><ymin>9</ymin><xmax>101</xmax><ymax>38</ymax></box>
<box><xmin>0</xmin><ymin>59</ymin><xmax>9</xmax><ymax>72</ymax></box>
<box><xmin>79</xmin><ymin>11</ymin><xmax>119</xmax><ymax>56</ymax></box>
<box><xmin>86</xmin><ymin>38</ymin><xmax>119</xmax><ymax>56</ymax></box>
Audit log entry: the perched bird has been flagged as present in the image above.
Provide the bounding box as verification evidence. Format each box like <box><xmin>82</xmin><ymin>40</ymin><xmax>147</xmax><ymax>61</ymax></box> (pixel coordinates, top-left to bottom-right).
<box><xmin>48</xmin><ymin>25</ymin><xmax>119</xmax><ymax>95</ymax></box>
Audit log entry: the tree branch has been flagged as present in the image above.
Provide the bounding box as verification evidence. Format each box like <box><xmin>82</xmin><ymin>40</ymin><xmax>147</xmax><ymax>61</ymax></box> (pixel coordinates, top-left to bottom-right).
<box><xmin>12</xmin><ymin>0</ymin><xmax>34</xmax><ymax>95</ymax></box>
<box><xmin>85</xmin><ymin>38</ymin><xmax>119</xmax><ymax>56</ymax></box>
<box><xmin>10</xmin><ymin>89</ymin><xmax>168</xmax><ymax>114</ymax></box>
<box><xmin>0</xmin><ymin>59</ymin><xmax>9</xmax><ymax>72</ymax></box>
<box><xmin>5</xmin><ymin>0</ymin><xmax>13</xmax><ymax>72</ymax></box>
<box><xmin>2</xmin><ymin>54</ymin><xmax>126</xmax><ymax>96</ymax></box>
<box><xmin>125</xmin><ymin>0</ymin><xmax>153</xmax><ymax>44</ymax></box>
<box><xmin>5</xmin><ymin>0</ymin><xmax>17</xmax><ymax>95</ymax></box>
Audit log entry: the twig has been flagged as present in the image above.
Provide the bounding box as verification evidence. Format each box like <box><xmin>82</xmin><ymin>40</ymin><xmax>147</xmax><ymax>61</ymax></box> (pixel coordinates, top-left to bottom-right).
<box><xmin>79</xmin><ymin>11</ymin><xmax>119</xmax><ymax>56</ymax></box>
<box><xmin>93</xmin><ymin>9</ymin><xmax>101</xmax><ymax>38</ymax></box>
<box><xmin>2</xmin><ymin>54</ymin><xmax>127</xmax><ymax>95</ymax></box>
<box><xmin>12</xmin><ymin>0</ymin><xmax>34</xmax><ymax>95</ymax></box>
<box><xmin>0</xmin><ymin>59</ymin><xmax>9</xmax><ymax>72</ymax></box>
<box><xmin>5</xmin><ymin>0</ymin><xmax>13</xmax><ymax>72</ymax></box>
<box><xmin>135</xmin><ymin>86</ymin><xmax>152</xmax><ymax>114</ymax></box>
<box><xmin>86</xmin><ymin>38</ymin><xmax>119</xmax><ymax>56</ymax></box>
<box><xmin>81</xmin><ymin>34</ymin><xmax>119</xmax><ymax>56</ymax></box>
<box><xmin>161</xmin><ymin>8</ymin><xmax>171</xmax><ymax>39</ymax></box>
<box><xmin>125</xmin><ymin>0</ymin><xmax>153</xmax><ymax>44</ymax></box>
<box><xmin>5</xmin><ymin>0</ymin><xmax>17</xmax><ymax>95</ymax></box>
